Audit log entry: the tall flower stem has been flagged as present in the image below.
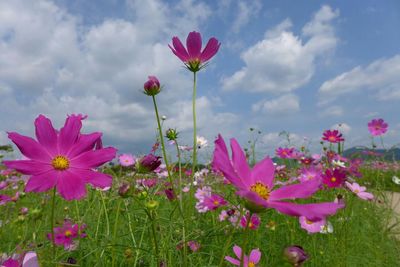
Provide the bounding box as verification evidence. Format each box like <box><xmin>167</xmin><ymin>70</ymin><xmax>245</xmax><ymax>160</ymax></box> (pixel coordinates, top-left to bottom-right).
<box><xmin>112</xmin><ymin>200</ymin><xmax>122</xmax><ymax>267</ymax></box>
<box><xmin>151</xmin><ymin>95</ymin><xmax>173</xmax><ymax>186</ymax></box>
<box><xmin>240</xmin><ymin>212</ymin><xmax>253</xmax><ymax>267</ymax></box>
<box><xmin>145</xmin><ymin>209</ymin><xmax>160</xmax><ymax>265</ymax></box>
<box><xmin>191</xmin><ymin>71</ymin><xmax>198</xmax><ymax>179</ymax></box>
<box><xmin>50</xmin><ymin>187</ymin><xmax>57</xmax><ymax>264</ymax></box>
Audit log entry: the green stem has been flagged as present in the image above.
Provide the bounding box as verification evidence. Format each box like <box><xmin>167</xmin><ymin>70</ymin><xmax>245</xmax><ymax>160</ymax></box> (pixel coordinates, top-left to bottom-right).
<box><xmin>192</xmin><ymin>71</ymin><xmax>198</xmax><ymax>178</ymax></box>
<box><xmin>112</xmin><ymin>200</ymin><xmax>122</xmax><ymax>267</ymax></box>
<box><xmin>99</xmin><ymin>191</ymin><xmax>110</xmax><ymax>236</ymax></box>
<box><xmin>146</xmin><ymin>209</ymin><xmax>160</xmax><ymax>265</ymax></box>
<box><xmin>240</xmin><ymin>212</ymin><xmax>253</xmax><ymax>267</ymax></box>
<box><xmin>50</xmin><ymin>187</ymin><xmax>57</xmax><ymax>264</ymax></box>
<box><xmin>151</xmin><ymin>95</ymin><xmax>173</xmax><ymax>186</ymax></box>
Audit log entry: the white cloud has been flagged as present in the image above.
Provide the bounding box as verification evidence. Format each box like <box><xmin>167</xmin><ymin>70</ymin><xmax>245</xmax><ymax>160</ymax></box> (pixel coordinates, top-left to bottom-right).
<box><xmin>222</xmin><ymin>5</ymin><xmax>339</xmax><ymax>93</ymax></box>
<box><xmin>320</xmin><ymin>105</ymin><xmax>344</xmax><ymax>117</ymax></box>
<box><xmin>319</xmin><ymin>55</ymin><xmax>400</xmax><ymax>104</ymax></box>
<box><xmin>252</xmin><ymin>94</ymin><xmax>300</xmax><ymax>114</ymax></box>
<box><xmin>330</xmin><ymin>123</ymin><xmax>351</xmax><ymax>135</ymax></box>
<box><xmin>231</xmin><ymin>0</ymin><xmax>262</xmax><ymax>33</ymax></box>
<box><xmin>261</xmin><ymin>132</ymin><xmax>303</xmax><ymax>148</ymax></box>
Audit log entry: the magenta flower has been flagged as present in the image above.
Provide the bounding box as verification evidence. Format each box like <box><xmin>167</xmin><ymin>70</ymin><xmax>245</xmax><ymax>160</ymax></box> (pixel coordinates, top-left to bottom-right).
<box><xmin>368</xmin><ymin>118</ymin><xmax>388</xmax><ymax>136</ymax></box>
<box><xmin>225</xmin><ymin>245</ymin><xmax>261</xmax><ymax>267</ymax></box>
<box><xmin>1</xmin><ymin>258</ymin><xmax>19</xmax><ymax>267</ymax></box>
<box><xmin>283</xmin><ymin>246</ymin><xmax>309</xmax><ymax>266</ymax></box>
<box><xmin>345</xmin><ymin>182</ymin><xmax>374</xmax><ymax>200</ymax></box>
<box><xmin>298</xmin><ymin>167</ymin><xmax>322</xmax><ymax>183</ymax></box>
<box><xmin>47</xmin><ymin>220</ymin><xmax>86</xmax><ymax>250</ymax></box>
<box><xmin>136</xmin><ymin>154</ymin><xmax>161</xmax><ymax>173</ymax></box>
<box><xmin>299</xmin><ymin>216</ymin><xmax>326</xmax><ymax>234</ymax></box>
<box><xmin>169</xmin><ymin>31</ymin><xmax>220</xmax><ymax>72</ymax></box>
<box><xmin>322</xmin><ymin>130</ymin><xmax>344</xmax><ymax>143</ymax></box>
<box><xmin>3</xmin><ymin>115</ymin><xmax>116</xmax><ymax>200</ymax></box>
<box><xmin>322</xmin><ymin>169</ymin><xmax>346</xmax><ymax>188</ymax></box>
<box><xmin>275</xmin><ymin>147</ymin><xmax>296</xmax><ymax>159</ymax></box>
<box><xmin>188</xmin><ymin>240</ymin><xmax>201</xmax><ymax>252</ymax></box>
<box><xmin>240</xmin><ymin>213</ymin><xmax>260</xmax><ymax>230</ymax></box>
<box><xmin>202</xmin><ymin>194</ymin><xmax>227</xmax><ymax>211</ymax></box>
<box><xmin>118</xmin><ymin>154</ymin><xmax>136</xmax><ymax>167</ymax></box>
<box><xmin>143</xmin><ymin>76</ymin><xmax>161</xmax><ymax>96</ymax></box>
<box><xmin>212</xmin><ymin>135</ymin><xmax>344</xmax><ymax>221</ymax></box>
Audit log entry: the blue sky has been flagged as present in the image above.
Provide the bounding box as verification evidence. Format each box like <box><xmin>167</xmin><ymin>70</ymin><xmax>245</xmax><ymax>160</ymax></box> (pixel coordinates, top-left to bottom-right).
<box><xmin>0</xmin><ymin>0</ymin><xmax>399</xmax><ymax>159</ymax></box>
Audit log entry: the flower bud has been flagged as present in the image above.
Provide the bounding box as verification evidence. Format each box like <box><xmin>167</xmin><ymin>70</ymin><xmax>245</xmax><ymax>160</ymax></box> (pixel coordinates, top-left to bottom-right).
<box><xmin>166</xmin><ymin>128</ymin><xmax>179</xmax><ymax>141</ymax></box>
<box><xmin>143</xmin><ymin>76</ymin><xmax>161</xmax><ymax>96</ymax></box>
<box><xmin>145</xmin><ymin>200</ymin><xmax>159</xmax><ymax>210</ymax></box>
<box><xmin>283</xmin><ymin>245</ymin><xmax>309</xmax><ymax>266</ymax></box>
<box><xmin>136</xmin><ymin>154</ymin><xmax>162</xmax><ymax>173</ymax></box>
<box><xmin>118</xmin><ymin>182</ymin><xmax>131</xmax><ymax>198</ymax></box>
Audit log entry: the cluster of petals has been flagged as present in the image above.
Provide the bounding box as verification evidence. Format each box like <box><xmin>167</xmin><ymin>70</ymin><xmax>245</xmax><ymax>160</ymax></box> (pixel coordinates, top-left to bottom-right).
<box><xmin>299</xmin><ymin>216</ymin><xmax>327</xmax><ymax>234</ymax></box>
<box><xmin>368</xmin><ymin>118</ymin><xmax>388</xmax><ymax>136</ymax></box>
<box><xmin>195</xmin><ymin>186</ymin><xmax>226</xmax><ymax>212</ymax></box>
<box><xmin>118</xmin><ymin>154</ymin><xmax>136</xmax><ymax>167</ymax></box>
<box><xmin>47</xmin><ymin>220</ymin><xmax>86</xmax><ymax>250</ymax></box>
<box><xmin>298</xmin><ymin>166</ymin><xmax>322</xmax><ymax>183</ymax></box>
<box><xmin>322</xmin><ymin>130</ymin><xmax>344</xmax><ymax>143</ymax></box>
<box><xmin>3</xmin><ymin>115</ymin><xmax>116</xmax><ymax>200</ymax></box>
<box><xmin>322</xmin><ymin>169</ymin><xmax>346</xmax><ymax>188</ymax></box>
<box><xmin>1</xmin><ymin>251</ymin><xmax>39</xmax><ymax>267</ymax></box>
<box><xmin>169</xmin><ymin>31</ymin><xmax>220</xmax><ymax>72</ymax></box>
<box><xmin>225</xmin><ymin>245</ymin><xmax>261</xmax><ymax>267</ymax></box>
<box><xmin>240</xmin><ymin>213</ymin><xmax>260</xmax><ymax>230</ymax></box>
<box><xmin>345</xmin><ymin>182</ymin><xmax>374</xmax><ymax>200</ymax></box>
<box><xmin>212</xmin><ymin>135</ymin><xmax>345</xmax><ymax>221</ymax></box>
<box><xmin>275</xmin><ymin>147</ymin><xmax>298</xmax><ymax>159</ymax></box>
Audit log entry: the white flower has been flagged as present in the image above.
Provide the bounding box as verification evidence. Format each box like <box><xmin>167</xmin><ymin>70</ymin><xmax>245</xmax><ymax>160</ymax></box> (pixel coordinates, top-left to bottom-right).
<box><xmin>392</xmin><ymin>175</ymin><xmax>400</xmax><ymax>185</ymax></box>
<box><xmin>161</xmin><ymin>115</ymin><xmax>167</xmax><ymax>120</ymax></box>
<box><xmin>332</xmin><ymin>160</ymin><xmax>346</xmax><ymax>168</ymax></box>
<box><xmin>320</xmin><ymin>221</ymin><xmax>333</xmax><ymax>234</ymax></box>
<box><xmin>196</xmin><ymin>136</ymin><xmax>208</xmax><ymax>149</ymax></box>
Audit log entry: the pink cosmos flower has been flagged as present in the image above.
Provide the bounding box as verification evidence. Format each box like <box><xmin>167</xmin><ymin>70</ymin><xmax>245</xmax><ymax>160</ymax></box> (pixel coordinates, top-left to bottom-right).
<box><xmin>118</xmin><ymin>154</ymin><xmax>136</xmax><ymax>167</ymax></box>
<box><xmin>47</xmin><ymin>220</ymin><xmax>86</xmax><ymax>250</ymax></box>
<box><xmin>298</xmin><ymin>167</ymin><xmax>322</xmax><ymax>183</ymax></box>
<box><xmin>240</xmin><ymin>213</ymin><xmax>260</xmax><ymax>230</ymax></box>
<box><xmin>212</xmin><ymin>135</ymin><xmax>344</xmax><ymax>221</ymax></box>
<box><xmin>322</xmin><ymin>169</ymin><xmax>346</xmax><ymax>188</ymax></box>
<box><xmin>345</xmin><ymin>182</ymin><xmax>374</xmax><ymax>200</ymax></box>
<box><xmin>299</xmin><ymin>216</ymin><xmax>326</xmax><ymax>234</ymax></box>
<box><xmin>275</xmin><ymin>147</ymin><xmax>296</xmax><ymax>159</ymax></box>
<box><xmin>322</xmin><ymin>130</ymin><xmax>344</xmax><ymax>143</ymax></box>
<box><xmin>3</xmin><ymin>115</ymin><xmax>116</xmax><ymax>200</ymax></box>
<box><xmin>188</xmin><ymin>240</ymin><xmax>201</xmax><ymax>252</ymax></box>
<box><xmin>169</xmin><ymin>31</ymin><xmax>220</xmax><ymax>72</ymax></box>
<box><xmin>143</xmin><ymin>76</ymin><xmax>161</xmax><ymax>96</ymax></box>
<box><xmin>225</xmin><ymin>245</ymin><xmax>261</xmax><ymax>267</ymax></box>
<box><xmin>202</xmin><ymin>194</ymin><xmax>227</xmax><ymax>211</ymax></box>
<box><xmin>368</xmin><ymin>118</ymin><xmax>388</xmax><ymax>136</ymax></box>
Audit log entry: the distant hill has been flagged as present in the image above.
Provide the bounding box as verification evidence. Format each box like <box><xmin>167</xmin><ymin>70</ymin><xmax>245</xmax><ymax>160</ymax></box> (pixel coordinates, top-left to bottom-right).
<box><xmin>343</xmin><ymin>147</ymin><xmax>400</xmax><ymax>161</ymax></box>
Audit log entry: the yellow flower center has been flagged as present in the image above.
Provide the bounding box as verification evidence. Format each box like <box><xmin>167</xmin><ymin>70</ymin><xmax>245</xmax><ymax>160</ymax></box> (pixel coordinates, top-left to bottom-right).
<box><xmin>248</xmin><ymin>222</ymin><xmax>253</xmax><ymax>228</ymax></box>
<box><xmin>213</xmin><ymin>200</ymin><xmax>219</xmax><ymax>205</ymax></box>
<box><xmin>354</xmin><ymin>189</ymin><xmax>359</xmax><ymax>193</ymax></box>
<box><xmin>328</xmin><ymin>136</ymin><xmax>336</xmax><ymax>141</ymax></box>
<box><xmin>331</xmin><ymin>177</ymin><xmax>336</xmax><ymax>182</ymax></box>
<box><xmin>52</xmin><ymin>155</ymin><xmax>70</xmax><ymax>170</ymax></box>
<box><xmin>306</xmin><ymin>219</ymin><xmax>314</xmax><ymax>225</ymax></box>
<box><xmin>248</xmin><ymin>262</ymin><xmax>255</xmax><ymax>267</ymax></box>
<box><xmin>64</xmin><ymin>230</ymin><xmax>72</xmax><ymax>237</ymax></box>
<box><xmin>250</xmin><ymin>182</ymin><xmax>270</xmax><ymax>200</ymax></box>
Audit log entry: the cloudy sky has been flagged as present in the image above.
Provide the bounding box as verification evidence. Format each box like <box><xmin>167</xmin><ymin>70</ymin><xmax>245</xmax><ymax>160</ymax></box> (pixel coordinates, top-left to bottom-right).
<box><xmin>0</xmin><ymin>0</ymin><xmax>399</xmax><ymax>159</ymax></box>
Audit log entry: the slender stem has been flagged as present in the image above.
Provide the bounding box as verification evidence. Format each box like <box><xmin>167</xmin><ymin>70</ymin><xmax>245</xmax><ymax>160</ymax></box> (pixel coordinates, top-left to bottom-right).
<box><xmin>146</xmin><ymin>209</ymin><xmax>160</xmax><ymax>265</ymax></box>
<box><xmin>240</xmin><ymin>212</ymin><xmax>253</xmax><ymax>267</ymax></box>
<box><xmin>134</xmin><ymin>217</ymin><xmax>148</xmax><ymax>267</ymax></box>
<box><xmin>99</xmin><ymin>191</ymin><xmax>110</xmax><ymax>236</ymax></box>
<box><xmin>151</xmin><ymin>95</ymin><xmax>173</xmax><ymax>186</ymax></box>
<box><xmin>192</xmin><ymin>71</ymin><xmax>198</xmax><ymax>178</ymax></box>
<box><xmin>50</xmin><ymin>187</ymin><xmax>57</xmax><ymax>264</ymax></box>
<box><xmin>112</xmin><ymin>200</ymin><xmax>122</xmax><ymax>267</ymax></box>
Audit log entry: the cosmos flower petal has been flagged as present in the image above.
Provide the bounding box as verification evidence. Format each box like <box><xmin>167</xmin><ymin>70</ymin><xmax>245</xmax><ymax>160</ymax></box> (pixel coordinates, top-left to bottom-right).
<box><xmin>3</xmin><ymin>160</ymin><xmax>52</xmax><ymax>175</ymax></box>
<box><xmin>232</xmin><ymin>245</ymin><xmax>243</xmax><ymax>259</ymax></box>
<box><xmin>169</xmin><ymin>37</ymin><xmax>189</xmax><ymax>62</ymax></box>
<box><xmin>58</xmin><ymin>115</ymin><xmax>83</xmax><ymax>155</ymax></box>
<box><xmin>56</xmin><ymin>171</ymin><xmax>87</xmax><ymax>200</ymax></box>
<box><xmin>70</xmin><ymin>147</ymin><xmax>117</xmax><ymax>168</ymax></box>
<box><xmin>71</xmin><ymin>168</ymin><xmax>112</xmax><ymax>189</ymax></box>
<box><xmin>25</xmin><ymin>170</ymin><xmax>58</xmax><ymax>192</ymax></box>
<box><xmin>358</xmin><ymin>192</ymin><xmax>374</xmax><ymax>200</ymax></box>
<box><xmin>269</xmin><ymin>178</ymin><xmax>321</xmax><ymax>201</ymax></box>
<box><xmin>7</xmin><ymin>132</ymin><xmax>51</xmax><ymax>162</ymax></box>
<box><xmin>67</xmin><ymin>132</ymin><xmax>102</xmax><ymax>158</ymax></box>
<box><xmin>186</xmin><ymin>31</ymin><xmax>202</xmax><ymax>59</ymax></box>
<box><xmin>200</xmin><ymin>37</ymin><xmax>220</xmax><ymax>62</ymax></box>
<box><xmin>224</xmin><ymin>256</ymin><xmax>240</xmax><ymax>266</ymax></box>
<box><xmin>22</xmin><ymin>251</ymin><xmax>39</xmax><ymax>267</ymax></box>
<box><xmin>268</xmin><ymin>201</ymin><xmax>345</xmax><ymax>221</ymax></box>
<box><xmin>251</xmin><ymin>156</ymin><xmax>275</xmax><ymax>188</ymax></box>
<box><xmin>230</xmin><ymin>138</ymin><xmax>252</xmax><ymax>185</ymax></box>
<box><xmin>35</xmin><ymin>114</ymin><xmax>58</xmax><ymax>156</ymax></box>
<box><xmin>249</xmin><ymin>249</ymin><xmax>261</xmax><ymax>263</ymax></box>
<box><xmin>212</xmin><ymin>135</ymin><xmax>247</xmax><ymax>189</ymax></box>
<box><xmin>236</xmin><ymin>190</ymin><xmax>268</xmax><ymax>207</ymax></box>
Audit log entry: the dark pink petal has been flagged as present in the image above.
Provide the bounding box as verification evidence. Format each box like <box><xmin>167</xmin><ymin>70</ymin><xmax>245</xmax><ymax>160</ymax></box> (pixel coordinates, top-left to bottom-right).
<box><xmin>269</xmin><ymin>178</ymin><xmax>321</xmax><ymax>201</ymax></box>
<box><xmin>8</xmin><ymin>132</ymin><xmax>51</xmax><ymax>162</ymax></box>
<box><xmin>268</xmin><ymin>201</ymin><xmax>345</xmax><ymax>221</ymax></box>
<box><xmin>186</xmin><ymin>31</ymin><xmax>202</xmax><ymax>59</ymax></box>
<box><xmin>200</xmin><ymin>37</ymin><xmax>220</xmax><ymax>62</ymax></box>
<box><xmin>25</xmin><ymin>171</ymin><xmax>58</xmax><ymax>192</ymax></box>
<box><xmin>35</xmin><ymin>114</ymin><xmax>58</xmax><ymax>156</ymax></box>
<box><xmin>70</xmin><ymin>168</ymin><xmax>112</xmax><ymax>189</ymax></box>
<box><xmin>67</xmin><ymin>132</ymin><xmax>102</xmax><ymax>158</ymax></box>
<box><xmin>70</xmin><ymin>147</ymin><xmax>117</xmax><ymax>168</ymax></box>
<box><xmin>249</xmin><ymin>249</ymin><xmax>261</xmax><ymax>264</ymax></box>
<box><xmin>212</xmin><ymin>135</ymin><xmax>247</xmax><ymax>189</ymax></box>
<box><xmin>224</xmin><ymin>256</ymin><xmax>240</xmax><ymax>266</ymax></box>
<box><xmin>169</xmin><ymin>37</ymin><xmax>189</xmax><ymax>62</ymax></box>
<box><xmin>58</xmin><ymin>115</ymin><xmax>83</xmax><ymax>155</ymax></box>
<box><xmin>56</xmin><ymin>171</ymin><xmax>87</xmax><ymax>200</ymax></box>
<box><xmin>251</xmin><ymin>156</ymin><xmax>275</xmax><ymax>188</ymax></box>
<box><xmin>230</xmin><ymin>138</ymin><xmax>252</xmax><ymax>186</ymax></box>
<box><xmin>3</xmin><ymin>160</ymin><xmax>52</xmax><ymax>175</ymax></box>
<box><xmin>236</xmin><ymin>190</ymin><xmax>268</xmax><ymax>207</ymax></box>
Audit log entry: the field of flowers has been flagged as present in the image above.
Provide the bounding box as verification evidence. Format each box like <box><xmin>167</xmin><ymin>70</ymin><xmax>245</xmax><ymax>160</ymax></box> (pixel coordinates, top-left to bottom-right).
<box><xmin>1</xmin><ymin>31</ymin><xmax>400</xmax><ymax>267</ymax></box>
